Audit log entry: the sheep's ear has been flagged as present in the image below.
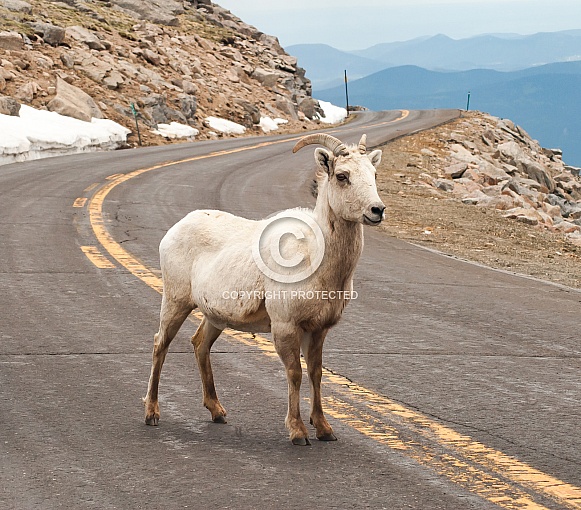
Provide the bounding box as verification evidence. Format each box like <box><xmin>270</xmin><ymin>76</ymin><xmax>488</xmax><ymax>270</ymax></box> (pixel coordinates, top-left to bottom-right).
<box><xmin>314</xmin><ymin>148</ymin><xmax>334</xmax><ymax>175</ymax></box>
<box><xmin>368</xmin><ymin>149</ymin><xmax>382</xmax><ymax>168</ymax></box>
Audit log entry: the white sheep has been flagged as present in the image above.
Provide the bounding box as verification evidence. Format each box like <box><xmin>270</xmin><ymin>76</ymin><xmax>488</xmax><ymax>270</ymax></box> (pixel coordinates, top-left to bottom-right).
<box><xmin>143</xmin><ymin>133</ymin><xmax>385</xmax><ymax>445</ymax></box>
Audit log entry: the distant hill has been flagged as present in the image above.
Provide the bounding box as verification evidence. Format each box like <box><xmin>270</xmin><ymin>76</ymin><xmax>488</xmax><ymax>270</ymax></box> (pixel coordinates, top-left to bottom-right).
<box><xmin>288</xmin><ymin>31</ymin><xmax>581</xmax><ymax>94</ymax></box>
<box><xmin>316</xmin><ymin>61</ymin><xmax>581</xmax><ymax>167</ymax></box>
<box><xmin>285</xmin><ymin>44</ymin><xmax>386</xmax><ymax>90</ymax></box>
<box><xmin>352</xmin><ymin>31</ymin><xmax>581</xmax><ymax>72</ymax></box>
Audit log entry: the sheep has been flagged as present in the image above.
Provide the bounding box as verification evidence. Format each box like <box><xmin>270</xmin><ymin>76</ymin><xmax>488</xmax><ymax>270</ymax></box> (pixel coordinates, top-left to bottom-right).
<box><xmin>143</xmin><ymin>133</ymin><xmax>385</xmax><ymax>445</ymax></box>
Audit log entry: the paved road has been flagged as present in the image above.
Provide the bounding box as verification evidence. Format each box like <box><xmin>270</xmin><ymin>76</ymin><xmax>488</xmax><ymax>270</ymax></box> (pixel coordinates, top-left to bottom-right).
<box><xmin>1</xmin><ymin>110</ymin><xmax>580</xmax><ymax>509</ymax></box>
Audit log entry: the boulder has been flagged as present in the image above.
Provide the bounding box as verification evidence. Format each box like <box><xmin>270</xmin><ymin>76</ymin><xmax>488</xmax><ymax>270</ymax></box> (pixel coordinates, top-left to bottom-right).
<box><xmin>234</xmin><ymin>99</ymin><xmax>260</xmax><ymax>124</ymax></box>
<box><xmin>503</xmin><ymin>207</ymin><xmax>543</xmax><ymax>226</ymax></box>
<box><xmin>444</xmin><ymin>162</ymin><xmax>467</xmax><ymax>179</ymax></box>
<box><xmin>0</xmin><ymin>95</ymin><xmax>20</xmax><ymax>116</ymax></box>
<box><xmin>110</xmin><ymin>0</ymin><xmax>180</xmax><ymax>26</ymax></box>
<box><xmin>0</xmin><ymin>31</ymin><xmax>23</xmax><ymax>51</ymax></box>
<box><xmin>47</xmin><ymin>77</ymin><xmax>104</xmax><ymax>122</ymax></box>
<box><xmin>2</xmin><ymin>0</ymin><xmax>31</xmax><ymax>12</ymax></box>
<box><xmin>298</xmin><ymin>97</ymin><xmax>319</xmax><ymax>120</ymax></box>
<box><xmin>103</xmin><ymin>70</ymin><xmax>125</xmax><ymax>90</ymax></box>
<box><xmin>28</xmin><ymin>22</ymin><xmax>65</xmax><ymax>46</ymax></box>
<box><xmin>252</xmin><ymin>67</ymin><xmax>278</xmax><ymax>88</ymax></box>
<box><xmin>178</xmin><ymin>93</ymin><xmax>197</xmax><ymax>120</ymax></box>
<box><xmin>519</xmin><ymin>160</ymin><xmax>555</xmax><ymax>193</ymax></box>
<box><xmin>142</xmin><ymin>93</ymin><xmax>186</xmax><ymax>125</ymax></box>
<box><xmin>15</xmin><ymin>81</ymin><xmax>41</xmax><ymax>102</ymax></box>
<box><xmin>65</xmin><ymin>26</ymin><xmax>106</xmax><ymax>51</ymax></box>
<box><xmin>478</xmin><ymin>162</ymin><xmax>510</xmax><ymax>185</ymax></box>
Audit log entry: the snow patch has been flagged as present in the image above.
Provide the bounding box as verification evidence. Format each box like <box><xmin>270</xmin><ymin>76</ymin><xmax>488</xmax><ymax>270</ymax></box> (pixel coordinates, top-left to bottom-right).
<box><xmin>317</xmin><ymin>100</ymin><xmax>347</xmax><ymax>124</ymax></box>
<box><xmin>0</xmin><ymin>105</ymin><xmax>130</xmax><ymax>166</ymax></box>
<box><xmin>152</xmin><ymin>122</ymin><xmax>199</xmax><ymax>139</ymax></box>
<box><xmin>259</xmin><ymin>116</ymin><xmax>288</xmax><ymax>133</ymax></box>
<box><xmin>205</xmin><ymin>116</ymin><xmax>246</xmax><ymax>135</ymax></box>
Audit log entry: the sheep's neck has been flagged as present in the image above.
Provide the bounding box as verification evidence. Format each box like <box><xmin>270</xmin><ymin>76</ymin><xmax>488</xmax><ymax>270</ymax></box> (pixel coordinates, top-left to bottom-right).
<box><xmin>313</xmin><ymin>194</ymin><xmax>363</xmax><ymax>289</ymax></box>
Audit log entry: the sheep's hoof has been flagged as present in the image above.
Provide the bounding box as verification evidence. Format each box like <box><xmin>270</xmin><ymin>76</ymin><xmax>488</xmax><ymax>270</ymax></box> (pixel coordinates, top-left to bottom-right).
<box><xmin>291</xmin><ymin>437</ymin><xmax>311</xmax><ymax>446</ymax></box>
<box><xmin>317</xmin><ymin>432</ymin><xmax>337</xmax><ymax>441</ymax></box>
<box><xmin>145</xmin><ymin>416</ymin><xmax>159</xmax><ymax>426</ymax></box>
<box><xmin>212</xmin><ymin>415</ymin><xmax>227</xmax><ymax>424</ymax></box>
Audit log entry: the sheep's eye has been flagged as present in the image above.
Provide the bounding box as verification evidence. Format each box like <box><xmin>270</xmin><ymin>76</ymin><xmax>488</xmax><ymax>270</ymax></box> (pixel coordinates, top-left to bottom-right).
<box><xmin>336</xmin><ymin>173</ymin><xmax>348</xmax><ymax>183</ymax></box>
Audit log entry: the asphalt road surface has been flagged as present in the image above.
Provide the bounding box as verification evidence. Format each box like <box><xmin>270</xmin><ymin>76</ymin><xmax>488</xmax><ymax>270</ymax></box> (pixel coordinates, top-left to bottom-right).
<box><xmin>1</xmin><ymin>110</ymin><xmax>580</xmax><ymax>510</ymax></box>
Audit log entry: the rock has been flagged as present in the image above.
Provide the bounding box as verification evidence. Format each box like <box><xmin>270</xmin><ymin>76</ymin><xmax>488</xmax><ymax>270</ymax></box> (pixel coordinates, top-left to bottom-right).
<box><xmin>142</xmin><ymin>93</ymin><xmax>186</xmax><ymax>125</ymax></box>
<box><xmin>462</xmin><ymin>190</ymin><xmax>489</xmax><ymax>205</ymax></box>
<box><xmin>481</xmin><ymin>130</ymin><xmax>496</xmax><ymax>147</ymax></box>
<box><xmin>110</xmin><ymin>0</ymin><xmax>180</xmax><ymax>26</ymax></box>
<box><xmin>554</xmin><ymin>220</ymin><xmax>581</xmax><ymax>233</ymax></box>
<box><xmin>565</xmin><ymin>165</ymin><xmax>580</xmax><ymax>177</ymax></box>
<box><xmin>252</xmin><ymin>67</ymin><xmax>278</xmax><ymax>88</ymax></box>
<box><xmin>421</xmin><ymin>148</ymin><xmax>436</xmax><ymax>157</ymax></box>
<box><xmin>182</xmin><ymin>80</ymin><xmax>197</xmax><ymax>95</ymax></box>
<box><xmin>235</xmin><ymin>99</ymin><xmax>260</xmax><ymax>124</ymax></box>
<box><xmin>503</xmin><ymin>207</ymin><xmax>543</xmax><ymax>225</ymax></box>
<box><xmin>520</xmin><ymin>160</ymin><xmax>555</xmax><ymax>193</ymax></box>
<box><xmin>178</xmin><ymin>93</ymin><xmax>197</xmax><ymax>120</ymax></box>
<box><xmin>28</xmin><ymin>22</ymin><xmax>66</xmax><ymax>46</ymax></box>
<box><xmin>0</xmin><ymin>31</ymin><xmax>23</xmax><ymax>51</ymax></box>
<box><xmin>0</xmin><ymin>75</ymin><xmax>4</xmax><ymax>92</ymax></box>
<box><xmin>15</xmin><ymin>81</ymin><xmax>41</xmax><ymax>102</ymax></box>
<box><xmin>142</xmin><ymin>49</ymin><xmax>162</xmax><ymax>66</ymax></box>
<box><xmin>444</xmin><ymin>162</ymin><xmax>467</xmax><ymax>179</ymax></box>
<box><xmin>478</xmin><ymin>162</ymin><xmax>510</xmax><ymax>185</ymax></box>
<box><xmin>60</xmin><ymin>52</ymin><xmax>75</xmax><ymax>69</ymax></box>
<box><xmin>298</xmin><ymin>97</ymin><xmax>319</xmax><ymax>120</ymax></box>
<box><xmin>434</xmin><ymin>179</ymin><xmax>454</xmax><ymax>192</ymax></box>
<box><xmin>103</xmin><ymin>70</ymin><xmax>125</xmax><ymax>90</ymax></box>
<box><xmin>0</xmin><ymin>95</ymin><xmax>20</xmax><ymax>116</ymax></box>
<box><xmin>275</xmin><ymin>96</ymin><xmax>298</xmax><ymax>120</ymax></box>
<box><xmin>0</xmin><ymin>68</ymin><xmax>14</xmax><ymax>82</ymax></box>
<box><xmin>65</xmin><ymin>26</ymin><xmax>107</xmax><ymax>51</ymax></box>
<box><xmin>47</xmin><ymin>77</ymin><xmax>104</xmax><ymax>122</ymax></box>
<box><xmin>2</xmin><ymin>0</ymin><xmax>31</xmax><ymax>12</ymax></box>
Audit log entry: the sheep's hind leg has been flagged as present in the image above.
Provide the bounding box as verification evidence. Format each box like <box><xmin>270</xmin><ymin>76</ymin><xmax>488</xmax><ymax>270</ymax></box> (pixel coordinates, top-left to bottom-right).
<box><xmin>191</xmin><ymin>317</ymin><xmax>226</xmax><ymax>423</ymax></box>
<box><xmin>302</xmin><ymin>329</ymin><xmax>336</xmax><ymax>441</ymax></box>
<box><xmin>144</xmin><ymin>296</ymin><xmax>192</xmax><ymax>426</ymax></box>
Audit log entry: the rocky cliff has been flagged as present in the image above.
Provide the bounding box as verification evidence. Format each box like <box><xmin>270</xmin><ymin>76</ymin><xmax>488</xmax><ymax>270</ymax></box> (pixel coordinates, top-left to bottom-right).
<box><xmin>0</xmin><ymin>0</ymin><xmax>322</xmax><ymax>145</ymax></box>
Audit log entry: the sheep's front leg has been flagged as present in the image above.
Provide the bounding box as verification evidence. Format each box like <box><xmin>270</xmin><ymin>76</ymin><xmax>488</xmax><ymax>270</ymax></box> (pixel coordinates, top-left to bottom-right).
<box><xmin>272</xmin><ymin>323</ymin><xmax>310</xmax><ymax>445</ymax></box>
<box><xmin>302</xmin><ymin>329</ymin><xmax>336</xmax><ymax>441</ymax></box>
<box><xmin>191</xmin><ymin>317</ymin><xmax>227</xmax><ymax>423</ymax></box>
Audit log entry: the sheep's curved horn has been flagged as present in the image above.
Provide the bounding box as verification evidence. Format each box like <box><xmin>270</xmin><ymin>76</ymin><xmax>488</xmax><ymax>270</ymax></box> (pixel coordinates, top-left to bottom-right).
<box><xmin>292</xmin><ymin>134</ymin><xmax>348</xmax><ymax>157</ymax></box>
<box><xmin>358</xmin><ymin>134</ymin><xmax>367</xmax><ymax>154</ymax></box>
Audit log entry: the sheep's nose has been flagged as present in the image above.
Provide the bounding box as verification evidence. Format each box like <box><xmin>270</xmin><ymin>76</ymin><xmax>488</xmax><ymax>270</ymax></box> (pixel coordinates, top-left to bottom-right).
<box><xmin>371</xmin><ymin>205</ymin><xmax>385</xmax><ymax>218</ymax></box>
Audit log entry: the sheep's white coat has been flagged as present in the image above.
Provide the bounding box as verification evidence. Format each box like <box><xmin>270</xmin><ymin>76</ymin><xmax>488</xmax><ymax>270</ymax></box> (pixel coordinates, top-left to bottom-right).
<box><xmin>144</xmin><ymin>135</ymin><xmax>385</xmax><ymax>444</ymax></box>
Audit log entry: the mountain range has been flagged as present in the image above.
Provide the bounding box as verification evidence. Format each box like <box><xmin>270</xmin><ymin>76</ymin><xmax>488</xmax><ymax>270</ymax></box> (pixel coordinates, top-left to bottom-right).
<box><xmin>288</xmin><ymin>30</ymin><xmax>581</xmax><ymax>90</ymax></box>
<box><xmin>288</xmin><ymin>31</ymin><xmax>581</xmax><ymax>167</ymax></box>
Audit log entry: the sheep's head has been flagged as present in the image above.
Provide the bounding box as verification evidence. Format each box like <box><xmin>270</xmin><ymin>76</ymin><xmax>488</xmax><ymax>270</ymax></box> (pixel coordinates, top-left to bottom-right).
<box><xmin>293</xmin><ymin>133</ymin><xmax>385</xmax><ymax>225</ymax></box>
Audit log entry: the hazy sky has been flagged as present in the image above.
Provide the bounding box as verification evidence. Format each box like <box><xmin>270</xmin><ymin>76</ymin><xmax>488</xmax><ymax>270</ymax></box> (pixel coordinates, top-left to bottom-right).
<box><xmin>215</xmin><ymin>0</ymin><xmax>581</xmax><ymax>50</ymax></box>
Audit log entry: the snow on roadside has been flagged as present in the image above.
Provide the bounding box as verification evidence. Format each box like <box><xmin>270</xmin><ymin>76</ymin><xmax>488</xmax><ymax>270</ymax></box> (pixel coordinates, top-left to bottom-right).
<box><xmin>259</xmin><ymin>116</ymin><xmax>288</xmax><ymax>133</ymax></box>
<box><xmin>205</xmin><ymin>116</ymin><xmax>246</xmax><ymax>135</ymax></box>
<box><xmin>317</xmin><ymin>100</ymin><xmax>347</xmax><ymax>124</ymax></box>
<box><xmin>152</xmin><ymin>122</ymin><xmax>199</xmax><ymax>139</ymax></box>
<box><xmin>0</xmin><ymin>105</ymin><xmax>130</xmax><ymax>166</ymax></box>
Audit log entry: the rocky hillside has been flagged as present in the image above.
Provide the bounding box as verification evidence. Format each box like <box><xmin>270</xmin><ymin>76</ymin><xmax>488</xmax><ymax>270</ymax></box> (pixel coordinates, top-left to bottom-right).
<box><xmin>376</xmin><ymin>111</ymin><xmax>581</xmax><ymax>288</ymax></box>
<box><xmin>0</xmin><ymin>0</ymin><xmax>323</xmax><ymax>146</ymax></box>
<box><xmin>408</xmin><ymin>112</ymin><xmax>581</xmax><ymax>245</ymax></box>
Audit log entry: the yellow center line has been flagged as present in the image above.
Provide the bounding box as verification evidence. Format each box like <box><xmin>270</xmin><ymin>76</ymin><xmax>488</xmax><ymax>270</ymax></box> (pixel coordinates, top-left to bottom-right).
<box><xmin>84</xmin><ymin>118</ymin><xmax>580</xmax><ymax>510</ymax></box>
<box><xmin>80</xmin><ymin>246</ymin><xmax>116</xmax><ymax>269</ymax></box>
